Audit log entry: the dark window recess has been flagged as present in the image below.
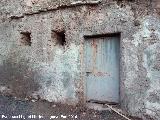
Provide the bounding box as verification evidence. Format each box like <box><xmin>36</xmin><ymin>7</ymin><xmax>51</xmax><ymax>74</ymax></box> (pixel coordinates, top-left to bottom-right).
<box><xmin>20</xmin><ymin>32</ymin><xmax>32</xmax><ymax>46</ymax></box>
<box><xmin>52</xmin><ymin>31</ymin><xmax>66</xmax><ymax>46</ymax></box>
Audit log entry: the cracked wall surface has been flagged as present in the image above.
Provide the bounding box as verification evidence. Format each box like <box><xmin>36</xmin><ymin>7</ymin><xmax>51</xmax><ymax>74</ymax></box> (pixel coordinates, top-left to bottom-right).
<box><xmin>0</xmin><ymin>0</ymin><xmax>160</xmax><ymax>120</ymax></box>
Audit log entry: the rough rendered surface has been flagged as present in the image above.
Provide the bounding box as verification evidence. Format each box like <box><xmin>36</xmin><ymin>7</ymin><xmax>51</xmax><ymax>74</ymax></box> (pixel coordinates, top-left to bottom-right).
<box><xmin>0</xmin><ymin>0</ymin><xmax>160</xmax><ymax>120</ymax></box>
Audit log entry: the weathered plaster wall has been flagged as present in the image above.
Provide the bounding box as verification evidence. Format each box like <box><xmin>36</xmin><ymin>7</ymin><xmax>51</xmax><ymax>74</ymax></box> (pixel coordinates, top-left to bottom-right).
<box><xmin>0</xmin><ymin>11</ymin><xmax>81</xmax><ymax>104</ymax></box>
<box><xmin>131</xmin><ymin>16</ymin><xmax>160</xmax><ymax>120</ymax></box>
<box><xmin>0</xmin><ymin>0</ymin><xmax>160</xmax><ymax>120</ymax></box>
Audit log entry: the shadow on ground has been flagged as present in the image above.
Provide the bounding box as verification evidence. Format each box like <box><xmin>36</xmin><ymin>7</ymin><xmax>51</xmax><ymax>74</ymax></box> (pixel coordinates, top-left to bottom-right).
<box><xmin>0</xmin><ymin>95</ymin><xmax>130</xmax><ymax>120</ymax></box>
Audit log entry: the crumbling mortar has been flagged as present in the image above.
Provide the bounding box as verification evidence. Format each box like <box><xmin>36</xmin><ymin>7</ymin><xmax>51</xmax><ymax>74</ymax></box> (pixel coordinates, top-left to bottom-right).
<box><xmin>9</xmin><ymin>1</ymin><xmax>101</xmax><ymax>21</ymax></box>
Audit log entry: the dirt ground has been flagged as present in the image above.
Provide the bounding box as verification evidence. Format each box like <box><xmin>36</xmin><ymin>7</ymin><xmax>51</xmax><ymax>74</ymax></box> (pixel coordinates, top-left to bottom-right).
<box><xmin>0</xmin><ymin>95</ymin><xmax>141</xmax><ymax>120</ymax></box>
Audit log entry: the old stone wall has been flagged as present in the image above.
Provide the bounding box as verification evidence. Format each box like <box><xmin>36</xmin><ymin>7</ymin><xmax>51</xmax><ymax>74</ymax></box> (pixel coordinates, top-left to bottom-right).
<box><xmin>0</xmin><ymin>0</ymin><xmax>160</xmax><ymax>120</ymax></box>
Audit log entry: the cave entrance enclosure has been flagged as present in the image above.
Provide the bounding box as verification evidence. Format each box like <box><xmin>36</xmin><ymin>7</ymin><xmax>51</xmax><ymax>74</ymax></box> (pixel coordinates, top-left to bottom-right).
<box><xmin>84</xmin><ymin>34</ymin><xmax>120</xmax><ymax>104</ymax></box>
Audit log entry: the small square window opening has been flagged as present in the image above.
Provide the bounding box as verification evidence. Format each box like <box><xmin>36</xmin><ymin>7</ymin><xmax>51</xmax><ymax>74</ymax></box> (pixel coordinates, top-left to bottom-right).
<box><xmin>20</xmin><ymin>32</ymin><xmax>32</xmax><ymax>46</ymax></box>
